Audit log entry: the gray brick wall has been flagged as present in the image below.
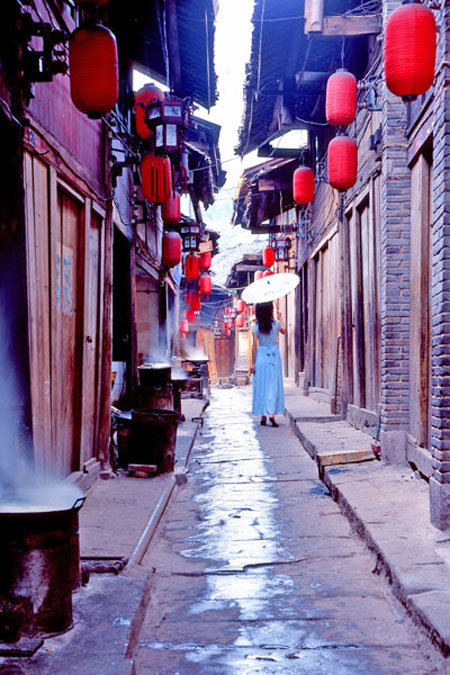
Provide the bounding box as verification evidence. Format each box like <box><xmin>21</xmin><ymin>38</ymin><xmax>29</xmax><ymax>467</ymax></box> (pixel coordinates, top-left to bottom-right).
<box><xmin>430</xmin><ymin>1</ymin><xmax>450</xmax><ymax>528</ymax></box>
<box><xmin>379</xmin><ymin>73</ymin><xmax>411</xmax><ymax>461</ymax></box>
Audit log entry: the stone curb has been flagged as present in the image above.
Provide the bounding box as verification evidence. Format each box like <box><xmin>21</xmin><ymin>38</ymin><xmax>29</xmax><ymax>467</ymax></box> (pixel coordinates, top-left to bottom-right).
<box><xmin>286</xmin><ymin>405</ymin><xmax>450</xmax><ymax>657</ymax></box>
<box><xmin>127</xmin><ymin>401</ymin><xmax>207</xmax><ymax>569</ymax></box>
<box><xmin>321</xmin><ymin>466</ymin><xmax>450</xmax><ymax>657</ymax></box>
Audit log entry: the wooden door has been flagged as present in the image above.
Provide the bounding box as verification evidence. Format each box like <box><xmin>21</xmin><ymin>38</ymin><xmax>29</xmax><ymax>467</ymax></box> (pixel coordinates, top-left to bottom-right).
<box><xmin>54</xmin><ymin>188</ymin><xmax>81</xmax><ymax>474</ymax></box>
<box><xmin>78</xmin><ymin>208</ymin><xmax>104</xmax><ymax>467</ymax></box>
<box><xmin>409</xmin><ymin>152</ymin><xmax>432</xmax><ymax>447</ymax></box>
<box><xmin>24</xmin><ymin>152</ymin><xmax>105</xmax><ymax>477</ymax></box>
<box><xmin>349</xmin><ymin>198</ymin><xmax>379</xmax><ymax>412</ymax></box>
<box><xmin>360</xmin><ymin>200</ymin><xmax>378</xmax><ymax>411</ymax></box>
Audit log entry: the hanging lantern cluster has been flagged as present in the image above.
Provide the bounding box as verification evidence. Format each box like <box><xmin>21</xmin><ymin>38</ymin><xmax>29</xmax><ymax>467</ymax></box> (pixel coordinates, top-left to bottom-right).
<box><xmin>293</xmin><ymin>166</ymin><xmax>314</xmax><ymax>205</ymax></box>
<box><xmin>69</xmin><ymin>24</ymin><xmax>119</xmax><ymax>118</ymax></box>
<box><xmin>262</xmin><ymin>246</ymin><xmax>275</xmax><ymax>268</ymax></box>
<box><xmin>384</xmin><ymin>0</ymin><xmax>436</xmax><ymax>101</ymax></box>
<box><xmin>162</xmin><ymin>231</ymin><xmax>182</xmax><ymax>268</ymax></box>
<box><xmin>140</xmin><ymin>154</ymin><xmax>172</xmax><ymax>203</ymax></box>
<box><xmin>327</xmin><ymin>135</ymin><xmax>358</xmax><ymax>191</ymax></box>
<box><xmin>326</xmin><ymin>69</ymin><xmax>357</xmax><ymax>127</ymax></box>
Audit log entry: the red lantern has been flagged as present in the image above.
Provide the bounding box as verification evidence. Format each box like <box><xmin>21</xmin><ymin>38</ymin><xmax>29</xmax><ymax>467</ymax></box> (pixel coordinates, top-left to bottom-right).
<box><xmin>187</xmin><ymin>309</ymin><xmax>196</xmax><ymax>323</ymax></box>
<box><xmin>135</xmin><ymin>83</ymin><xmax>164</xmax><ymax>139</ymax></box>
<box><xmin>162</xmin><ymin>231</ymin><xmax>182</xmax><ymax>268</ymax></box>
<box><xmin>262</xmin><ymin>247</ymin><xmax>275</xmax><ymax>268</ymax></box>
<box><xmin>190</xmin><ymin>292</ymin><xmax>201</xmax><ymax>311</ymax></box>
<box><xmin>235</xmin><ymin>314</ymin><xmax>245</xmax><ymax>329</ymax></box>
<box><xmin>162</xmin><ymin>192</ymin><xmax>181</xmax><ymax>225</ymax></box>
<box><xmin>293</xmin><ymin>166</ymin><xmax>315</xmax><ymax>205</ymax></box>
<box><xmin>180</xmin><ymin>319</ymin><xmax>189</xmax><ymax>334</ymax></box>
<box><xmin>140</xmin><ymin>154</ymin><xmax>172</xmax><ymax>203</ymax></box>
<box><xmin>263</xmin><ymin>270</ymin><xmax>274</xmax><ymax>277</ymax></box>
<box><xmin>327</xmin><ymin>135</ymin><xmax>357</xmax><ymax>191</ymax></box>
<box><xmin>185</xmin><ymin>254</ymin><xmax>200</xmax><ymax>281</ymax></box>
<box><xmin>236</xmin><ymin>299</ymin><xmax>245</xmax><ymax>313</ymax></box>
<box><xmin>200</xmin><ymin>251</ymin><xmax>212</xmax><ymax>270</ymax></box>
<box><xmin>255</xmin><ymin>270</ymin><xmax>264</xmax><ymax>281</ymax></box>
<box><xmin>226</xmin><ymin>329</ymin><xmax>231</xmax><ymax>337</ymax></box>
<box><xmin>225</xmin><ymin>320</ymin><xmax>232</xmax><ymax>330</ymax></box>
<box><xmin>225</xmin><ymin>307</ymin><xmax>232</xmax><ymax>315</ymax></box>
<box><xmin>385</xmin><ymin>1</ymin><xmax>436</xmax><ymax>101</ymax></box>
<box><xmin>326</xmin><ymin>69</ymin><xmax>357</xmax><ymax>127</ymax></box>
<box><xmin>69</xmin><ymin>24</ymin><xmax>118</xmax><ymax>118</ymax></box>
<box><xmin>200</xmin><ymin>274</ymin><xmax>212</xmax><ymax>296</ymax></box>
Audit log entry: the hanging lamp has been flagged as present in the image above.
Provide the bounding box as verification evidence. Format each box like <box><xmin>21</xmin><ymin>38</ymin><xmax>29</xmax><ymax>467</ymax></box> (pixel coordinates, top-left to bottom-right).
<box><xmin>162</xmin><ymin>191</ymin><xmax>181</xmax><ymax>225</ymax></box>
<box><xmin>140</xmin><ymin>154</ymin><xmax>172</xmax><ymax>204</ymax></box>
<box><xmin>200</xmin><ymin>251</ymin><xmax>212</xmax><ymax>270</ymax></box>
<box><xmin>293</xmin><ymin>166</ymin><xmax>314</xmax><ymax>205</ymax></box>
<box><xmin>69</xmin><ymin>24</ymin><xmax>118</xmax><ymax>118</ymax></box>
<box><xmin>327</xmin><ymin>135</ymin><xmax>357</xmax><ymax>191</ymax></box>
<box><xmin>161</xmin><ymin>231</ymin><xmax>182</xmax><ymax>268</ymax></box>
<box><xmin>135</xmin><ymin>83</ymin><xmax>164</xmax><ymax>139</ymax></box>
<box><xmin>185</xmin><ymin>254</ymin><xmax>200</xmax><ymax>281</ymax></box>
<box><xmin>385</xmin><ymin>0</ymin><xmax>436</xmax><ymax>101</ymax></box>
<box><xmin>262</xmin><ymin>247</ymin><xmax>275</xmax><ymax>268</ymax></box>
<box><xmin>326</xmin><ymin>69</ymin><xmax>357</xmax><ymax>126</ymax></box>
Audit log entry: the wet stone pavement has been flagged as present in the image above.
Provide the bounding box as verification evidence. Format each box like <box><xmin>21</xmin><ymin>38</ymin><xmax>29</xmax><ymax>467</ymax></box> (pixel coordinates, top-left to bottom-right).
<box><xmin>135</xmin><ymin>387</ymin><xmax>442</xmax><ymax>674</ymax></box>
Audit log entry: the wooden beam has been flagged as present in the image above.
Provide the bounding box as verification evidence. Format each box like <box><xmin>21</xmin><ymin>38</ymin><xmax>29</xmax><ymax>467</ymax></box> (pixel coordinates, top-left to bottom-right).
<box><xmin>165</xmin><ymin>0</ymin><xmax>182</xmax><ymax>92</ymax></box>
<box><xmin>258</xmin><ymin>179</ymin><xmax>291</xmax><ymax>192</ymax></box>
<box><xmin>321</xmin><ymin>15</ymin><xmax>381</xmax><ymax>36</ymax></box>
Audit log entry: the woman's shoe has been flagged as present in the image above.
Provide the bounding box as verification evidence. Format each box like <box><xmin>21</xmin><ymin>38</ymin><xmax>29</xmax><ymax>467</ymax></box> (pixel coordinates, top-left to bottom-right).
<box><xmin>269</xmin><ymin>416</ymin><xmax>279</xmax><ymax>427</ymax></box>
<box><xmin>260</xmin><ymin>416</ymin><xmax>267</xmax><ymax>426</ymax></box>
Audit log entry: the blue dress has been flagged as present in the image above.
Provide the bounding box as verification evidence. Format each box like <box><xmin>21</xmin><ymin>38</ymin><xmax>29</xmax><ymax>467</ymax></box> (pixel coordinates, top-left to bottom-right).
<box><xmin>252</xmin><ymin>320</ymin><xmax>285</xmax><ymax>416</ymax></box>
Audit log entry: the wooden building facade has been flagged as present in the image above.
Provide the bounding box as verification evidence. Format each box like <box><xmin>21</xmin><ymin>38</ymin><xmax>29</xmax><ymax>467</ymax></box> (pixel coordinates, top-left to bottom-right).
<box><xmin>0</xmin><ymin>0</ymin><xmax>220</xmax><ymax>488</ymax></box>
<box><xmin>235</xmin><ymin>0</ymin><xmax>450</xmax><ymax>528</ymax></box>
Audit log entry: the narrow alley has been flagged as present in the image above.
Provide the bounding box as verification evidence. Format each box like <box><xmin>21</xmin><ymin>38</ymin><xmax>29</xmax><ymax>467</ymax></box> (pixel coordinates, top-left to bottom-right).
<box><xmin>135</xmin><ymin>387</ymin><xmax>442</xmax><ymax>674</ymax></box>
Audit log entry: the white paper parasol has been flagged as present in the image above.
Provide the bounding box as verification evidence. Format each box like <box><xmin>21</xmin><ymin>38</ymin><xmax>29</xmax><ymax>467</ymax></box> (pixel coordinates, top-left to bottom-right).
<box><xmin>242</xmin><ymin>273</ymin><xmax>299</xmax><ymax>304</ymax></box>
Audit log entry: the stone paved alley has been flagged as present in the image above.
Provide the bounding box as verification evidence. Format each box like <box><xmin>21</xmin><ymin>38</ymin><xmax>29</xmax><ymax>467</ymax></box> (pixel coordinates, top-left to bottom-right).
<box><xmin>134</xmin><ymin>387</ymin><xmax>443</xmax><ymax>674</ymax></box>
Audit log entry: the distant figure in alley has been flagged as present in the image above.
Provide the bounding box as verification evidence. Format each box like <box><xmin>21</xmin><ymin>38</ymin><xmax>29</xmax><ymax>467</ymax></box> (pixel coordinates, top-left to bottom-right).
<box><xmin>251</xmin><ymin>301</ymin><xmax>286</xmax><ymax>427</ymax></box>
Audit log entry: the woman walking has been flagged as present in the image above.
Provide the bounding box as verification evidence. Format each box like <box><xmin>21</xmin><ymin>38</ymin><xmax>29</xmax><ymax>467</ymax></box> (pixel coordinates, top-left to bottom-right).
<box><xmin>250</xmin><ymin>301</ymin><xmax>286</xmax><ymax>427</ymax></box>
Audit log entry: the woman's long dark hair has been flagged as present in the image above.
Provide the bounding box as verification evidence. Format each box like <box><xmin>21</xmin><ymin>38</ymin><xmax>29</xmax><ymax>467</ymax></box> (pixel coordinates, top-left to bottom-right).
<box><xmin>255</xmin><ymin>302</ymin><xmax>274</xmax><ymax>334</ymax></box>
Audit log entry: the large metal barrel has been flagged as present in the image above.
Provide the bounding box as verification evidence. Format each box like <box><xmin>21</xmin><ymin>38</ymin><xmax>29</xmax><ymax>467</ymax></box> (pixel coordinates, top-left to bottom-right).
<box><xmin>0</xmin><ymin>496</ymin><xmax>85</xmax><ymax>640</ymax></box>
<box><xmin>130</xmin><ymin>408</ymin><xmax>178</xmax><ymax>472</ymax></box>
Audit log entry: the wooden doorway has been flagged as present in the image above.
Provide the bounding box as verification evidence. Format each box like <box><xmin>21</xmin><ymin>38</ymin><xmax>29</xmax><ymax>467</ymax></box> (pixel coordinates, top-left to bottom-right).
<box><xmin>409</xmin><ymin>150</ymin><xmax>432</xmax><ymax>449</ymax></box>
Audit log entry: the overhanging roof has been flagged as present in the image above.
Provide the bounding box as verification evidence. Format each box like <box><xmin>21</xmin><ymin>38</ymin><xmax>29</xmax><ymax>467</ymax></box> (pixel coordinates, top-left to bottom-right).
<box><xmin>233</xmin><ymin>158</ymin><xmax>298</xmax><ymax>232</ymax></box>
<box><xmin>110</xmin><ymin>0</ymin><xmax>218</xmax><ymax>110</ymax></box>
<box><xmin>236</xmin><ymin>0</ymin><xmax>376</xmax><ymax>156</ymax></box>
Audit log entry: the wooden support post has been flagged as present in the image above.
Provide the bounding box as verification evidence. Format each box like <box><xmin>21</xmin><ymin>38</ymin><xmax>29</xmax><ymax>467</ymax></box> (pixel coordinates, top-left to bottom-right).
<box><xmin>339</xmin><ymin>207</ymin><xmax>353</xmax><ymax>415</ymax></box>
<box><xmin>304</xmin><ymin>0</ymin><xmax>324</xmax><ymax>33</ymax></box>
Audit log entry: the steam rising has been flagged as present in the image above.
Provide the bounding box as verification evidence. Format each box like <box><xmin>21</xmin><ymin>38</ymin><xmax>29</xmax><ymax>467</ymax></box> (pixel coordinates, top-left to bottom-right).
<box><xmin>0</xmin><ymin>273</ymin><xmax>82</xmax><ymax>511</ymax></box>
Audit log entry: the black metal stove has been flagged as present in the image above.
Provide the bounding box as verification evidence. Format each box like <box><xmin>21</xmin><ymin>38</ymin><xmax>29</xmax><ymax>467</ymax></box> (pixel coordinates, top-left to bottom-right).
<box><xmin>182</xmin><ymin>358</ymin><xmax>209</xmax><ymax>399</ymax></box>
<box><xmin>138</xmin><ymin>362</ymin><xmax>173</xmax><ymax>410</ymax></box>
